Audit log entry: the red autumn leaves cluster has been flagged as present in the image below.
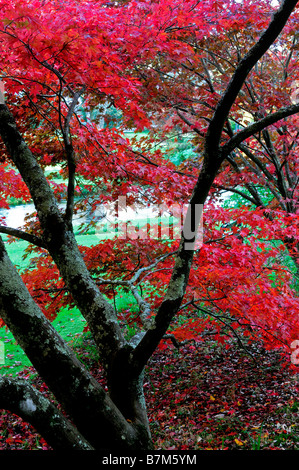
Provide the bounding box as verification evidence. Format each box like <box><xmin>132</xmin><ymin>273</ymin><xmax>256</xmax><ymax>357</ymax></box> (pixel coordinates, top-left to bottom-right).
<box><xmin>0</xmin><ymin>0</ymin><xmax>298</xmax><ymax>366</ymax></box>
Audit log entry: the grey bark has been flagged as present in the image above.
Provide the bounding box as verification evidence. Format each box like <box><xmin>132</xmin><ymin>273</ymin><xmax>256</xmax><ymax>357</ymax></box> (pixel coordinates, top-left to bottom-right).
<box><xmin>0</xmin><ymin>376</ymin><xmax>93</xmax><ymax>450</ymax></box>
<box><xmin>0</xmin><ymin>235</ymin><xmax>147</xmax><ymax>450</ymax></box>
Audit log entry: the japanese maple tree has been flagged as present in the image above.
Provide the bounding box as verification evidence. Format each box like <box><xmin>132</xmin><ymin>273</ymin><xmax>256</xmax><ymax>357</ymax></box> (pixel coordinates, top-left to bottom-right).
<box><xmin>0</xmin><ymin>0</ymin><xmax>298</xmax><ymax>451</ymax></box>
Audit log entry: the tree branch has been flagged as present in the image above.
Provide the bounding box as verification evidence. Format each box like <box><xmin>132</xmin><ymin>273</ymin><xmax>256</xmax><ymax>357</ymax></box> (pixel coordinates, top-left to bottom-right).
<box><xmin>97</xmin><ymin>252</ymin><xmax>177</xmax><ymax>330</ymax></box>
<box><xmin>206</xmin><ymin>0</ymin><xmax>299</xmax><ymax>159</ymax></box>
<box><xmin>213</xmin><ymin>184</ymin><xmax>260</xmax><ymax>206</ymax></box>
<box><xmin>0</xmin><ymin>102</ymin><xmax>126</xmax><ymax>370</ymax></box>
<box><xmin>0</xmin><ymin>225</ymin><xmax>46</xmax><ymax>249</ymax></box>
<box><xmin>63</xmin><ymin>87</ymin><xmax>85</xmax><ymax>227</ymax></box>
<box><xmin>128</xmin><ymin>0</ymin><xmax>299</xmax><ymax>375</ymax></box>
<box><xmin>222</xmin><ymin>102</ymin><xmax>299</xmax><ymax>158</ymax></box>
<box><xmin>0</xmin><ymin>376</ymin><xmax>93</xmax><ymax>450</ymax></box>
<box><xmin>0</xmin><ymin>235</ymin><xmax>138</xmax><ymax>450</ymax></box>
<box><xmin>190</xmin><ymin>301</ymin><xmax>259</xmax><ymax>363</ymax></box>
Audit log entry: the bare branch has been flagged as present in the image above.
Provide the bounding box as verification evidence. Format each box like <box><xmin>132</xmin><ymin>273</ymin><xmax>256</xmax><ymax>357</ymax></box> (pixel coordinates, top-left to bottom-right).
<box><xmin>222</xmin><ymin>102</ymin><xmax>299</xmax><ymax>158</ymax></box>
<box><xmin>96</xmin><ymin>251</ymin><xmax>177</xmax><ymax>330</ymax></box>
<box><xmin>0</xmin><ymin>225</ymin><xmax>46</xmax><ymax>249</ymax></box>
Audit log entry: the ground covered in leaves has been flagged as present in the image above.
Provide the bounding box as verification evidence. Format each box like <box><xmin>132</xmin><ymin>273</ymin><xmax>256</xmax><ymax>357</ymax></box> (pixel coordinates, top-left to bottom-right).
<box><xmin>0</xmin><ymin>337</ymin><xmax>298</xmax><ymax>451</ymax></box>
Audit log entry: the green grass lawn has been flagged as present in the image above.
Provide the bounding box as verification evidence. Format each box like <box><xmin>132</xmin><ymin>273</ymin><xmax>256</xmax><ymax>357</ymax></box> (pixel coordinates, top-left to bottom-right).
<box><xmin>0</xmin><ymin>212</ymin><xmax>177</xmax><ymax>375</ymax></box>
<box><xmin>0</xmin><ymin>296</ymin><xmax>139</xmax><ymax>377</ymax></box>
<box><xmin>0</xmin><ymin>307</ymin><xmax>88</xmax><ymax>376</ymax></box>
<box><xmin>0</xmin><ymin>231</ymin><xmax>141</xmax><ymax>376</ymax></box>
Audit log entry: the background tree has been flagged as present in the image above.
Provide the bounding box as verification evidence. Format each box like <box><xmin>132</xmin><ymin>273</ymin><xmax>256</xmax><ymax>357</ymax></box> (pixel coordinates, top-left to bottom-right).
<box><xmin>0</xmin><ymin>0</ymin><xmax>298</xmax><ymax>451</ymax></box>
<box><xmin>130</xmin><ymin>0</ymin><xmax>299</xmax><ymax>271</ymax></box>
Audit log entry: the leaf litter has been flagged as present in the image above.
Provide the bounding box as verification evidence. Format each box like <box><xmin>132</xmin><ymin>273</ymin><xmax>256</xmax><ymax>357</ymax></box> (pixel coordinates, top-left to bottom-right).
<box><xmin>0</xmin><ymin>337</ymin><xmax>298</xmax><ymax>450</ymax></box>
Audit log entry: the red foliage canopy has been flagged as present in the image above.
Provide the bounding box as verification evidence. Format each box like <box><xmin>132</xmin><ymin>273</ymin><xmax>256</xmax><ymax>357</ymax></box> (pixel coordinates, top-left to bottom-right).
<box><xmin>0</xmin><ymin>0</ymin><xmax>298</xmax><ymax>367</ymax></box>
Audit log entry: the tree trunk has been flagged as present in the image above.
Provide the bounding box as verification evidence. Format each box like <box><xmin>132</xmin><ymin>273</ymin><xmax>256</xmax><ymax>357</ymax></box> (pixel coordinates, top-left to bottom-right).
<box><xmin>107</xmin><ymin>346</ymin><xmax>153</xmax><ymax>447</ymax></box>
<box><xmin>0</xmin><ymin>235</ymin><xmax>151</xmax><ymax>451</ymax></box>
<box><xmin>0</xmin><ymin>377</ymin><xmax>93</xmax><ymax>450</ymax></box>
